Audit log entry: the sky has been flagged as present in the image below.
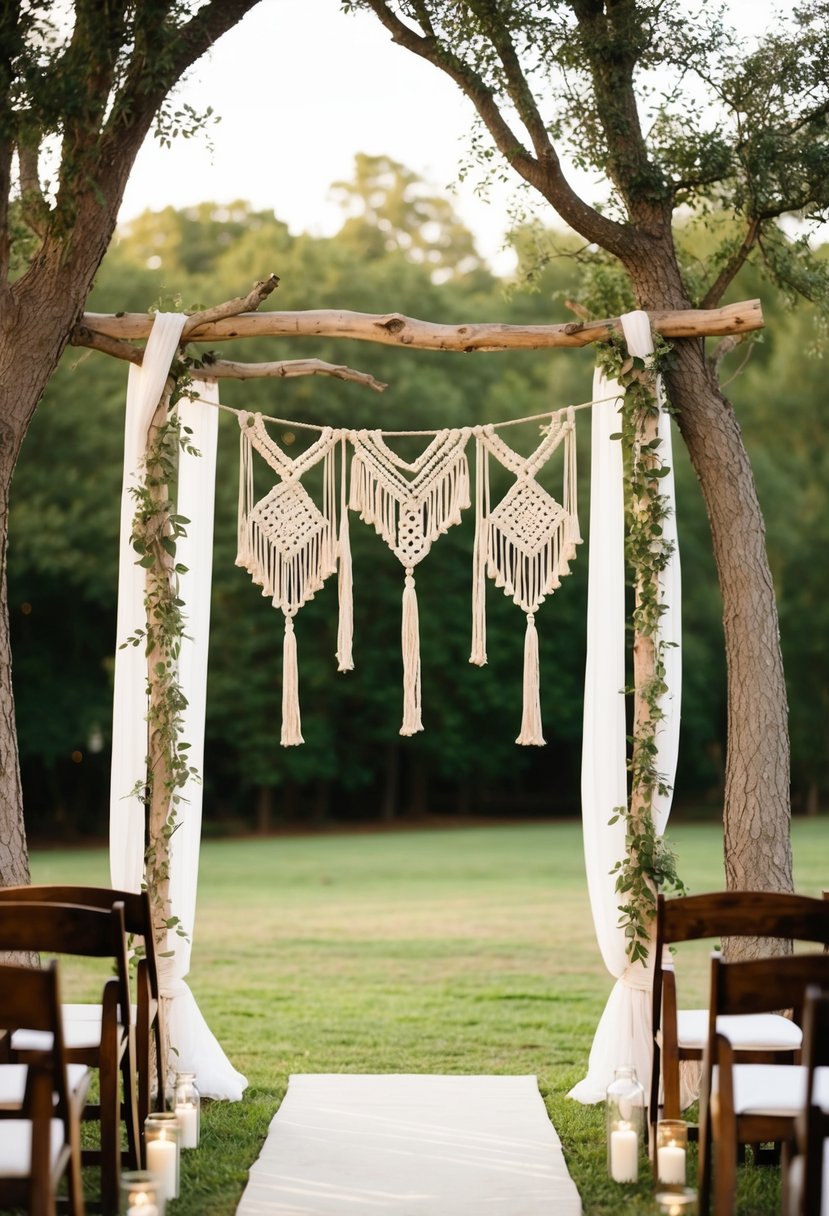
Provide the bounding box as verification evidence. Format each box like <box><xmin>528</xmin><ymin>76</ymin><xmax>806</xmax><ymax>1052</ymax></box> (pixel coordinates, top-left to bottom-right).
<box><xmin>120</xmin><ymin>0</ymin><xmax>521</xmax><ymax>266</ymax></box>
<box><xmin>118</xmin><ymin>0</ymin><xmax>780</xmax><ymax>273</ymax></box>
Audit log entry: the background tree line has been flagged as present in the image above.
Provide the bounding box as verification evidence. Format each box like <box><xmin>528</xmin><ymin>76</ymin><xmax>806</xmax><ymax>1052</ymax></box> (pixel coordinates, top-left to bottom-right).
<box><xmin>7</xmin><ymin>155</ymin><xmax>826</xmax><ymax>838</ymax></box>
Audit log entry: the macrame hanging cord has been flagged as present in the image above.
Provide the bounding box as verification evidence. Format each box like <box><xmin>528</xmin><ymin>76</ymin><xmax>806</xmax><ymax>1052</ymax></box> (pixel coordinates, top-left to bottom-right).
<box><xmin>470</xmin><ymin>407</ymin><xmax>581</xmax><ymax>745</ymax></box>
<box><xmin>236</xmin><ymin>411</ymin><xmax>348</xmax><ymax>746</ymax></box>
<box><xmin>349</xmin><ymin>428</ymin><xmax>471</xmax><ymax>735</ymax></box>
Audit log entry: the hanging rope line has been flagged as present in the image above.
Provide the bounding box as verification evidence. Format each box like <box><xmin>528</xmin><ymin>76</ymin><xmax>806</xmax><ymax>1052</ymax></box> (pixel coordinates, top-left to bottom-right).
<box><xmin>205</xmin><ymin>392</ymin><xmax>617</xmax><ymax>433</ymax></box>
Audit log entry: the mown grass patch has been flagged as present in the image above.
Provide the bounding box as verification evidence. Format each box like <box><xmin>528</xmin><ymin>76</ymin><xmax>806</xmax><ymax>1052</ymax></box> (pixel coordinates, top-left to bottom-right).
<box><xmin>29</xmin><ymin>817</ymin><xmax>827</xmax><ymax>1215</ymax></box>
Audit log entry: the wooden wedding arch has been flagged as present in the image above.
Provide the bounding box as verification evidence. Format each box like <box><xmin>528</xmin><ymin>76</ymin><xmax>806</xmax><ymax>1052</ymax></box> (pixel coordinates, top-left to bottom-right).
<box><xmin>70</xmin><ymin>281</ymin><xmax>763</xmax><ymax>1088</ymax></box>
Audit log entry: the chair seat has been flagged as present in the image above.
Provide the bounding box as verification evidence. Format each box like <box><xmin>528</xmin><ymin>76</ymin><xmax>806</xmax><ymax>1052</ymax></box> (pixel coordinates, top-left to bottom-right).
<box><xmin>12</xmin><ymin>1000</ymin><xmax>135</xmax><ymax>1053</ymax></box>
<box><xmin>676</xmin><ymin>1009</ymin><xmax>802</xmax><ymax>1052</ymax></box>
<box><xmin>0</xmin><ymin>1118</ymin><xmax>65</xmax><ymax>1175</ymax></box>
<box><xmin>712</xmin><ymin>1063</ymin><xmax>806</xmax><ymax>1117</ymax></box>
<box><xmin>815</xmin><ymin>1066</ymin><xmax>829</xmax><ymax>1114</ymax></box>
<box><xmin>0</xmin><ymin>1062</ymin><xmax>89</xmax><ymax>1107</ymax></box>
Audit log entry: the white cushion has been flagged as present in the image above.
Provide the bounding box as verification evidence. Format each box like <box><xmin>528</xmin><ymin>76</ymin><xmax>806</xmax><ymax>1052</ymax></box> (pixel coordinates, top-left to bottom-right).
<box><xmin>13</xmin><ymin>1019</ymin><xmax>101</xmax><ymax>1052</ymax></box>
<box><xmin>0</xmin><ymin>1063</ymin><xmax>89</xmax><ymax>1105</ymax></box>
<box><xmin>677</xmin><ymin>1008</ymin><xmax>802</xmax><ymax>1052</ymax></box>
<box><xmin>0</xmin><ymin>1118</ymin><xmax>64</xmax><ymax>1175</ymax></box>
<box><xmin>814</xmin><ymin>1067</ymin><xmax>829</xmax><ymax>1114</ymax></box>
<box><xmin>712</xmin><ymin>1063</ymin><xmax>806</xmax><ymax>1116</ymax></box>
<box><xmin>11</xmin><ymin>1001</ymin><xmax>133</xmax><ymax>1055</ymax></box>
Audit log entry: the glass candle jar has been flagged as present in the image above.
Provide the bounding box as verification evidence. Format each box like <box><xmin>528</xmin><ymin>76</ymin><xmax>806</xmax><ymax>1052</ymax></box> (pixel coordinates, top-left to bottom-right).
<box><xmin>173</xmin><ymin>1070</ymin><xmax>201</xmax><ymax>1148</ymax></box>
<box><xmin>119</xmin><ymin>1169</ymin><xmax>164</xmax><ymax>1216</ymax></box>
<box><xmin>656</xmin><ymin>1186</ymin><xmax>698</xmax><ymax>1215</ymax></box>
<box><xmin>656</xmin><ymin>1119</ymin><xmax>688</xmax><ymax>1185</ymax></box>
<box><xmin>605</xmin><ymin>1066</ymin><xmax>645</xmax><ymax>1182</ymax></box>
<box><xmin>144</xmin><ymin>1112</ymin><xmax>180</xmax><ymax>1203</ymax></box>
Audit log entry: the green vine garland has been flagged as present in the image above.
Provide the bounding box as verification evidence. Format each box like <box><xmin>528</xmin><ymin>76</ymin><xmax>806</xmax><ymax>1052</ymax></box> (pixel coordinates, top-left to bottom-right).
<box><xmin>596</xmin><ymin>334</ymin><xmax>686</xmax><ymax>964</ymax></box>
<box><xmin>122</xmin><ymin>365</ymin><xmax>200</xmax><ymax>954</ymax></box>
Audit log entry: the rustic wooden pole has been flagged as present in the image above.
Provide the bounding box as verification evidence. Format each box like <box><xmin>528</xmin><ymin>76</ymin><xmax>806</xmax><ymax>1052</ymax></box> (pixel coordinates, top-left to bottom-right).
<box><xmin>76</xmin><ymin>297</ymin><xmax>763</xmax><ymax>352</ymax></box>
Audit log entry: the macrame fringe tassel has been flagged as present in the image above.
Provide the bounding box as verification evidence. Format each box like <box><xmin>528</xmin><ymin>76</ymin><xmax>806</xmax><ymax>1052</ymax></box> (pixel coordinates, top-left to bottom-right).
<box><xmin>236</xmin><ymin>424</ymin><xmax>255</xmax><ymax>571</ymax></box>
<box><xmin>400</xmin><ymin>571</ymin><xmax>423</xmax><ymax>736</ymax></box>
<box><xmin>336</xmin><ymin>510</ymin><xmax>354</xmax><ymax>672</ymax></box>
<box><xmin>281</xmin><ymin>614</ymin><xmax>304</xmax><ymax>747</ymax></box>
<box><xmin>470</xmin><ymin>436</ymin><xmax>488</xmax><ymax>666</ymax></box>
<box><xmin>336</xmin><ymin>435</ymin><xmax>354</xmax><ymax>672</ymax></box>
<box><xmin>516</xmin><ymin>612</ymin><xmax>545</xmax><ymax>746</ymax></box>
<box><xmin>562</xmin><ymin>408</ymin><xmax>582</xmax><ymax>566</ymax></box>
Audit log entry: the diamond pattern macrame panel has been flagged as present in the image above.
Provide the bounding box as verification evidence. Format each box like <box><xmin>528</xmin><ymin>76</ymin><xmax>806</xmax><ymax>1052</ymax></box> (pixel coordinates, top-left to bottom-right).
<box><xmin>489</xmin><ymin>479</ymin><xmax>568</xmax><ymax>558</ymax></box>
<box><xmin>397</xmin><ymin>502</ymin><xmax>429</xmax><ymax>566</ymax></box>
<box><xmin>250</xmin><ymin>481</ymin><xmax>327</xmax><ymax>560</ymax></box>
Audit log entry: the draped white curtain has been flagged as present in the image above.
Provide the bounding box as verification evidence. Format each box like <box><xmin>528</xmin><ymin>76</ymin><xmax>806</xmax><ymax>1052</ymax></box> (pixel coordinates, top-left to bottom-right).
<box><xmin>109</xmin><ymin>315</ymin><xmax>246</xmax><ymax>1100</ymax></box>
<box><xmin>569</xmin><ymin>310</ymin><xmax>682</xmax><ymax>1104</ymax></box>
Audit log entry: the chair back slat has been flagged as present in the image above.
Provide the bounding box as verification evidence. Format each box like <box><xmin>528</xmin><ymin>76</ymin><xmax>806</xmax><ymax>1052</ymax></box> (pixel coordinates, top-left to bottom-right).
<box><xmin>0</xmin><ymin>900</ymin><xmax>124</xmax><ymax>958</ymax></box>
<box><xmin>0</xmin><ymin>958</ymin><xmax>64</xmax><ymax>1037</ymax></box>
<box><xmin>659</xmin><ymin>890</ymin><xmax>829</xmax><ymax>946</ymax></box>
<box><xmin>0</xmin><ymin>884</ymin><xmax>159</xmax><ymax>996</ymax></box>
<box><xmin>710</xmin><ymin>951</ymin><xmax>829</xmax><ymax>1024</ymax></box>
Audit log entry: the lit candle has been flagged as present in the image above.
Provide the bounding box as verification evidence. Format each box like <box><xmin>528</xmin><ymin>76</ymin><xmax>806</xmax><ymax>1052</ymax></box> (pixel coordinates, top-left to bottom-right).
<box><xmin>127</xmin><ymin>1204</ymin><xmax>159</xmax><ymax>1216</ymax></box>
<box><xmin>146</xmin><ymin>1134</ymin><xmax>177</xmax><ymax>1202</ymax></box>
<box><xmin>655</xmin><ymin>1188</ymin><xmax>698</xmax><ymax>1215</ymax></box>
<box><xmin>175</xmin><ymin>1103</ymin><xmax>199</xmax><ymax>1149</ymax></box>
<box><xmin>610</xmin><ymin>1122</ymin><xmax>638</xmax><ymax>1182</ymax></box>
<box><xmin>658</xmin><ymin>1141</ymin><xmax>687</xmax><ymax>1184</ymax></box>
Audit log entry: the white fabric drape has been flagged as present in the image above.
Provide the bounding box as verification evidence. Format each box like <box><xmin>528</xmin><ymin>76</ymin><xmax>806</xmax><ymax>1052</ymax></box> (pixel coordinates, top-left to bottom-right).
<box><xmin>110</xmin><ymin>312</ymin><xmax>188</xmax><ymax>891</ymax></box>
<box><xmin>569</xmin><ymin>310</ymin><xmax>682</xmax><ymax>1104</ymax></box>
<box><xmin>110</xmin><ymin>318</ymin><xmax>246</xmax><ymax>1100</ymax></box>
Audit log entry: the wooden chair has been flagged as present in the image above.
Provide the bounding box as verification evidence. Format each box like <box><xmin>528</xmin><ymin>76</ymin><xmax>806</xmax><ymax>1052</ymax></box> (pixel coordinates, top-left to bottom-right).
<box><xmin>0</xmin><ymin>883</ymin><xmax>167</xmax><ymax>1155</ymax></box>
<box><xmin>698</xmin><ymin>951</ymin><xmax>829</xmax><ymax>1216</ymax></box>
<box><xmin>0</xmin><ymin>960</ymin><xmax>90</xmax><ymax>1216</ymax></box>
<box><xmin>783</xmin><ymin>986</ymin><xmax>829</xmax><ymax>1216</ymax></box>
<box><xmin>650</xmin><ymin>891</ymin><xmax>829</xmax><ymax>1147</ymax></box>
<box><xmin>0</xmin><ymin>901</ymin><xmax>139</xmax><ymax>1215</ymax></box>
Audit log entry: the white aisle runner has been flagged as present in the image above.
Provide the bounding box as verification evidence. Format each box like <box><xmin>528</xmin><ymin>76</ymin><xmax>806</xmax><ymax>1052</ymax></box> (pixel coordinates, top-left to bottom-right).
<box><xmin>236</xmin><ymin>1074</ymin><xmax>582</xmax><ymax>1215</ymax></box>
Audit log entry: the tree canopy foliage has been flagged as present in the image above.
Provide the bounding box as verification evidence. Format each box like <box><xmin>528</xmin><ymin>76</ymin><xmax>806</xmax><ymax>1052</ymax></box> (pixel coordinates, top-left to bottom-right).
<box><xmin>341</xmin><ymin>0</ymin><xmax>829</xmax><ymax>899</ymax></box>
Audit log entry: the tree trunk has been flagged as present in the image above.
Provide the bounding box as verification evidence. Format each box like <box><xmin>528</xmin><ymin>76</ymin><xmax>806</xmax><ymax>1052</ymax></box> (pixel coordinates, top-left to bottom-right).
<box><xmin>0</xmin><ymin>206</ymin><xmax>123</xmax><ymax>886</ymax></box>
<box><xmin>0</xmin><ymin>468</ymin><xmax>29</xmax><ymax>889</ymax></box>
<box><xmin>381</xmin><ymin>741</ymin><xmax>400</xmax><ymax>822</ymax></box>
<box><xmin>667</xmin><ymin>340</ymin><xmax>793</xmax><ymax>902</ymax></box>
<box><xmin>255</xmin><ymin>785</ymin><xmax>274</xmax><ymax>835</ymax></box>
<box><xmin>625</xmin><ymin>251</ymin><xmax>793</xmax><ymax>929</ymax></box>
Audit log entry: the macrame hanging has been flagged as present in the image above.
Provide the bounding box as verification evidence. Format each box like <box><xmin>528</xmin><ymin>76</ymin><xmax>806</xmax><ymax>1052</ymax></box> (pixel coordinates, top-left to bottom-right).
<box><xmin>470</xmin><ymin>407</ymin><xmax>581</xmax><ymax>745</ymax></box>
<box><xmin>236</xmin><ymin>411</ymin><xmax>350</xmax><ymax>746</ymax></box>
<box><xmin>349</xmin><ymin>428</ymin><xmax>471</xmax><ymax>735</ymax></box>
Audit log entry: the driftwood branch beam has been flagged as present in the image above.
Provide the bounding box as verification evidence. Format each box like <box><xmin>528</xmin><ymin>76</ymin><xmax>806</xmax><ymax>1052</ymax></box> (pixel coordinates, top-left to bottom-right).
<box><xmin>190</xmin><ymin>358</ymin><xmax>388</xmax><ymax>392</ymax></box>
<box><xmin>76</xmin><ymin>298</ymin><xmax>763</xmax><ymax>352</ymax></box>
<box><xmin>70</xmin><ymin>327</ymin><xmax>388</xmax><ymax>392</ymax></box>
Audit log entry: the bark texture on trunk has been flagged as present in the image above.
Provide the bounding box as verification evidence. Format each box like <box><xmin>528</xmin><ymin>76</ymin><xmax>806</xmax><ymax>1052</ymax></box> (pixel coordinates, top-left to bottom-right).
<box><xmin>0</xmin><ymin>204</ymin><xmax>122</xmax><ymax>886</ymax></box>
<box><xmin>665</xmin><ymin>340</ymin><xmax>793</xmax><ymax>904</ymax></box>
<box><xmin>624</xmin><ymin>251</ymin><xmax>793</xmax><ymax>916</ymax></box>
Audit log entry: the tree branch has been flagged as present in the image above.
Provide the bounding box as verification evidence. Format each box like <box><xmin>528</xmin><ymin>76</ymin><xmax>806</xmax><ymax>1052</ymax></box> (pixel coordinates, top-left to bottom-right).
<box><xmin>69</xmin><ymin>326</ymin><xmax>145</xmax><ymax>365</ymax></box>
<box><xmin>182</xmin><ymin>274</ymin><xmax>280</xmax><ymax>338</ymax></box>
<box><xmin>571</xmin><ymin>0</ymin><xmax>670</xmax><ymax>229</ymax></box>
<box><xmin>467</xmin><ymin>0</ymin><xmax>552</xmax><ymax>159</ymax></box>
<box><xmin>16</xmin><ymin>128</ymin><xmax>49</xmax><ymax>238</ymax></box>
<box><xmin>358</xmin><ymin>0</ymin><xmax>631</xmax><ymax>256</ymax></box>
<box><xmin>68</xmin><ymin>325</ymin><xmax>387</xmax><ymax>392</ymax></box>
<box><xmin>190</xmin><ymin>358</ymin><xmax>387</xmax><ymax>392</ymax></box>
<box><xmin>699</xmin><ymin>217</ymin><xmax>762</xmax><ymax>309</ymax></box>
<box><xmin>118</xmin><ymin>0</ymin><xmax>262</xmax><ymax>128</ymax></box>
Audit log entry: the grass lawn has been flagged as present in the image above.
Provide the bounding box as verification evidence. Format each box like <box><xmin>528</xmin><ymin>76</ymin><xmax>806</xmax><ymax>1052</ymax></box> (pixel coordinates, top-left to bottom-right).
<box><xmin>28</xmin><ymin>816</ymin><xmax>828</xmax><ymax>1215</ymax></box>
